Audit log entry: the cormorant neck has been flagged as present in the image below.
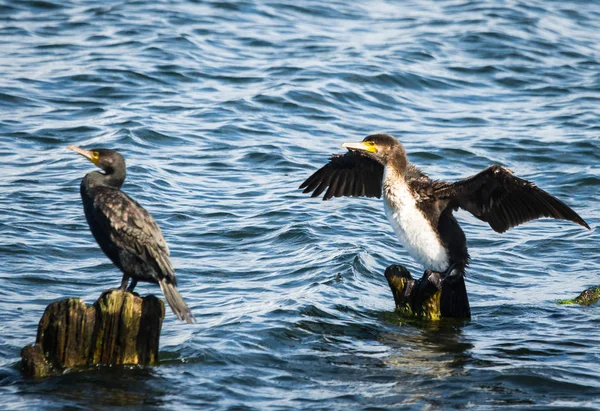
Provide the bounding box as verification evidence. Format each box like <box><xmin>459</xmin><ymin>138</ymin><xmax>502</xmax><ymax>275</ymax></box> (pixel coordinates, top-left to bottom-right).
<box><xmin>386</xmin><ymin>147</ymin><xmax>408</xmax><ymax>175</ymax></box>
<box><xmin>84</xmin><ymin>169</ymin><xmax>125</xmax><ymax>190</ymax></box>
<box><xmin>105</xmin><ymin>165</ymin><xmax>126</xmax><ymax>188</ymax></box>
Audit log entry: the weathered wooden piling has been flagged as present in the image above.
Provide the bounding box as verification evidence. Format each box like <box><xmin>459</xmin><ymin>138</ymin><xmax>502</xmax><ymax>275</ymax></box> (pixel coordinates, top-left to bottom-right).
<box><xmin>385</xmin><ymin>264</ymin><xmax>471</xmax><ymax>320</ymax></box>
<box><xmin>558</xmin><ymin>286</ymin><xmax>600</xmax><ymax>306</ymax></box>
<box><xmin>21</xmin><ymin>290</ymin><xmax>165</xmax><ymax>378</ymax></box>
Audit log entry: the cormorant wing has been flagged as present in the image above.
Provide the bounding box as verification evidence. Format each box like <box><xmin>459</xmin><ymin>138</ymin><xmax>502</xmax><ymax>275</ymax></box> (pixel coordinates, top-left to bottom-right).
<box><xmin>299</xmin><ymin>152</ymin><xmax>384</xmax><ymax>200</ymax></box>
<box><xmin>437</xmin><ymin>165</ymin><xmax>590</xmax><ymax>233</ymax></box>
<box><xmin>91</xmin><ymin>188</ymin><xmax>177</xmax><ymax>283</ymax></box>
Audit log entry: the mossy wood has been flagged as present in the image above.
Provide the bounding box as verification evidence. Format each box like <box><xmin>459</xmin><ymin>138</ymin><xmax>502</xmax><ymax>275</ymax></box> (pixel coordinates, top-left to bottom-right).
<box><xmin>21</xmin><ymin>290</ymin><xmax>165</xmax><ymax>378</ymax></box>
<box><xmin>558</xmin><ymin>286</ymin><xmax>600</xmax><ymax>306</ymax></box>
<box><xmin>385</xmin><ymin>264</ymin><xmax>471</xmax><ymax>320</ymax></box>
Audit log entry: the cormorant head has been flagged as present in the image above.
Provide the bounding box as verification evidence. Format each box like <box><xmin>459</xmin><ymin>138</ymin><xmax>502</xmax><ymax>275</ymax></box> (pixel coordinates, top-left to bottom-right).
<box><xmin>342</xmin><ymin>134</ymin><xmax>407</xmax><ymax>169</ymax></box>
<box><xmin>68</xmin><ymin>146</ymin><xmax>126</xmax><ymax>187</ymax></box>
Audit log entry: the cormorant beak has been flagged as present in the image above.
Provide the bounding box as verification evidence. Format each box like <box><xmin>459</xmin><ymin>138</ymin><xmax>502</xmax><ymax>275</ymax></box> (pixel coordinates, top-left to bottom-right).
<box><xmin>342</xmin><ymin>141</ymin><xmax>377</xmax><ymax>153</ymax></box>
<box><xmin>68</xmin><ymin>146</ymin><xmax>100</xmax><ymax>165</ymax></box>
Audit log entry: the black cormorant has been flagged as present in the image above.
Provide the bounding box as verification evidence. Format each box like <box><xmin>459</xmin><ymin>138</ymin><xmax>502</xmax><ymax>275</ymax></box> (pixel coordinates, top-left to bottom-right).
<box><xmin>68</xmin><ymin>146</ymin><xmax>194</xmax><ymax>323</ymax></box>
<box><xmin>299</xmin><ymin>134</ymin><xmax>590</xmax><ymax>317</ymax></box>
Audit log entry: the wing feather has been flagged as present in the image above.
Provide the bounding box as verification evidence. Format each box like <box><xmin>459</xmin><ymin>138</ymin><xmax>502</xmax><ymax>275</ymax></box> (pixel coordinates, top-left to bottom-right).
<box><xmin>323</xmin><ymin>172</ymin><xmax>340</xmax><ymax>200</ymax></box>
<box><xmin>299</xmin><ymin>152</ymin><xmax>384</xmax><ymax>200</ymax></box>
<box><xmin>90</xmin><ymin>187</ymin><xmax>176</xmax><ymax>283</ymax></box>
<box><xmin>434</xmin><ymin>165</ymin><xmax>589</xmax><ymax>233</ymax></box>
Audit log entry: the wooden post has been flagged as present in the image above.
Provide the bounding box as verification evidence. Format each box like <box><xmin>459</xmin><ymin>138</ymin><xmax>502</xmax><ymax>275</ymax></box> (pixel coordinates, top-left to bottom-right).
<box><xmin>385</xmin><ymin>264</ymin><xmax>471</xmax><ymax>319</ymax></box>
<box><xmin>558</xmin><ymin>286</ymin><xmax>600</xmax><ymax>306</ymax></box>
<box><xmin>21</xmin><ymin>290</ymin><xmax>165</xmax><ymax>378</ymax></box>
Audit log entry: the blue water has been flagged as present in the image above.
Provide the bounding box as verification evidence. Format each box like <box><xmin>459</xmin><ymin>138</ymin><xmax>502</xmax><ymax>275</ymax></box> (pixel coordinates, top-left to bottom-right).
<box><xmin>1</xmin><ymin>0</ymin><xmax>599</xmax><ymax>409</ymax></box>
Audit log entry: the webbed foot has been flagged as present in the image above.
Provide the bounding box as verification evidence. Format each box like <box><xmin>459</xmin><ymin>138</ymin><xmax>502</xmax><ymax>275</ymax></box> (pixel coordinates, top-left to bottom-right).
<box><xmin>424</xmin><ymin>262</ymin><xmax>461</xmax><ymax>287</ymax></box>
<box><xmin>423</xmin><ymin>269</ymin><xmax>443</xmax><ymax>290</ymax></box>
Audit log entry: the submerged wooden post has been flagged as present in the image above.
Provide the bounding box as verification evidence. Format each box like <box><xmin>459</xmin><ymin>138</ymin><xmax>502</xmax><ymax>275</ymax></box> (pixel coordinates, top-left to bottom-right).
<box><xmin>385</xmin><ymin>264</ymin><xmax>471</xmax><ymax>320</ymax></box>
<box><xmin>21</xmin><ymin>290</ymin><xmax>165</xmax><ymax>378</ymax></box>
<box><xmin>558</xmin><ymin>286</ymin><xmax>600</xmax><ymax>306</ymax></box>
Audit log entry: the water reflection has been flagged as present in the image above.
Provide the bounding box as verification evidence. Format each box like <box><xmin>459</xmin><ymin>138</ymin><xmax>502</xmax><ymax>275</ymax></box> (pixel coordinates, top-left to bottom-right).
<box><xmin>378</xmin><ymin>314</ymin><xmax>473</xmax><ymax>405</ymax></box>
<box><xmin>381</xmin><ymin>314</ymin><xmax>472</xmax><ymax>376</ymax></box>
<box><xmin>18</xmin><ymin>366</ymin><xmax>167</xmax><ymax>408</ymax></box>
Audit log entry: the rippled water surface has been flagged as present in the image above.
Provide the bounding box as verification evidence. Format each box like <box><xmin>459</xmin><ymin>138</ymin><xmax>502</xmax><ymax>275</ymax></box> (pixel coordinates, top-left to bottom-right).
<box><xmin>1</xmin><ymin>0</ymin><xmax>599</xmax><ymax>409</ymax></box>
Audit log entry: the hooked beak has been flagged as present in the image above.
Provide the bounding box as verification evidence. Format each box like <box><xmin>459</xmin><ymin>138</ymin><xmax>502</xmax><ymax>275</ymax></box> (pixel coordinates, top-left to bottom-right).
<box><xmin>68</xmin><ymin>146</ymin><xmax>98</xmax><ymax>165</ymax></box>
<box><xmin>342</xmin><ymin>141</ymin><xmax>377</xmax><ymax>153</ymax></box>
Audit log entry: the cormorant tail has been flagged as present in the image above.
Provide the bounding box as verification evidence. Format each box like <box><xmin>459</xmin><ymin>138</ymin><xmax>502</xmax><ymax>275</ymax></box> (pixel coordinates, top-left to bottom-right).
<box><xmin>158</xmin><ymin>279</ymin><xmax>195</xmax><ymax>324</ymax></box>
<box><xmin>440</xmin><ymin>275</ymin><xmax>471</xmax><ymax>319</ymax></box>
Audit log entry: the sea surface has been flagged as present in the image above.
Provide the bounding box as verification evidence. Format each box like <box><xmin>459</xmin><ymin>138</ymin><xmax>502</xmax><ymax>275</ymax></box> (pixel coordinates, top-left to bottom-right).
<box><xmin>1</xmin><ymin>0</ymin><xmax>599</xmax><ymax>409</ymax></box>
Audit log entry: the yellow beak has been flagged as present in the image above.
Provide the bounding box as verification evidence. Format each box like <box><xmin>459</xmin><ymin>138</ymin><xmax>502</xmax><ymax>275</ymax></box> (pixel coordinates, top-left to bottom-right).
<box><xmin>342</xmin><ymin>141</ymin><xmax>377</xmax><ymax>153</ymax></box>
<box><xmin>68</xmin><ymin>146</ymin><xmax>99</xmax><ymax>165</ymax></box>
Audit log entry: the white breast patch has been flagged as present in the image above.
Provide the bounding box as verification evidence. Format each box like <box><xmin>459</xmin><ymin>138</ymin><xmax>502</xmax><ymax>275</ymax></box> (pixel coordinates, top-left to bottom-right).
<box><xmin>382</xmin><ymin>169</ymin><xmax>449</xmax><ymax>271</ymax></box>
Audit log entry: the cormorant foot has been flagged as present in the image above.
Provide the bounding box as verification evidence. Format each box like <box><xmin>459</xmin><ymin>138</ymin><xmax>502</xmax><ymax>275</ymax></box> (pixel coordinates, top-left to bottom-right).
<box><xmin>439</xmin><ymin>262</ymin><xmax>464</xmax><ymax>286</ymax></box>
<box><xmin>402</xmin><ymin>278</ymin><xmax>415</xmax><ymax>298</ymax></box>
<box><xmin>119</xmin><ymin>275</ymin><xmax>129</xmax><ymax>292</ymax></box>
<box><xmin>441</xmin><ymin>262</ymin><xmax>458</xmax><ymax>278</ymax></box>
<box><xmin>423</xmin><ymin>269</ymin><xmax>443</xmax><ymax>291</ymax></box>
<box><xmin>126</xmin><ymin>279</ymin><xmax>138</xmax><ymax>293</ymax></box>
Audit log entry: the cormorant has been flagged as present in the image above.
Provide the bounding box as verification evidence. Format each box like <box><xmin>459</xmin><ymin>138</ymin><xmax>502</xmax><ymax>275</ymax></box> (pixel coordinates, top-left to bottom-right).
<box><xmin>299</xmin><ymin>134</ymin><xmax>590</xmax><ymax>317</ymax></box>
<box><xmin>68</xmin><ymin>146</ymin><xmax>195</xmax><ymax>323</ymax></box>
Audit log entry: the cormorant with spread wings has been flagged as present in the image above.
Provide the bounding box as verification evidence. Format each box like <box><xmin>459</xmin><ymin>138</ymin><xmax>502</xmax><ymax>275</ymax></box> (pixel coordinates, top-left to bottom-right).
<box><xmin>300</xmin><ymin>134</ymin><xmax>589</xmax><ymax>317</ymax></box>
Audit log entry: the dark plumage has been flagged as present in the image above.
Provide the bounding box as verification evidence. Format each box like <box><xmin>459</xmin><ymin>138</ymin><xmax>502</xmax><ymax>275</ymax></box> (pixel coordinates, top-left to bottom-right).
<box><xmin>300</xmin><ymin>134</ymin><xmax>590</xmax><ymax>316</ymax></box>
<box><xmin>68</xmin><ymin>146</ymin><xmax>194</xmax><ymax>323</ymax></box>
<box><xmin>300</xmin><ymin>153</ymin><xmax>384</xmax><ymax>200</ymax></box>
